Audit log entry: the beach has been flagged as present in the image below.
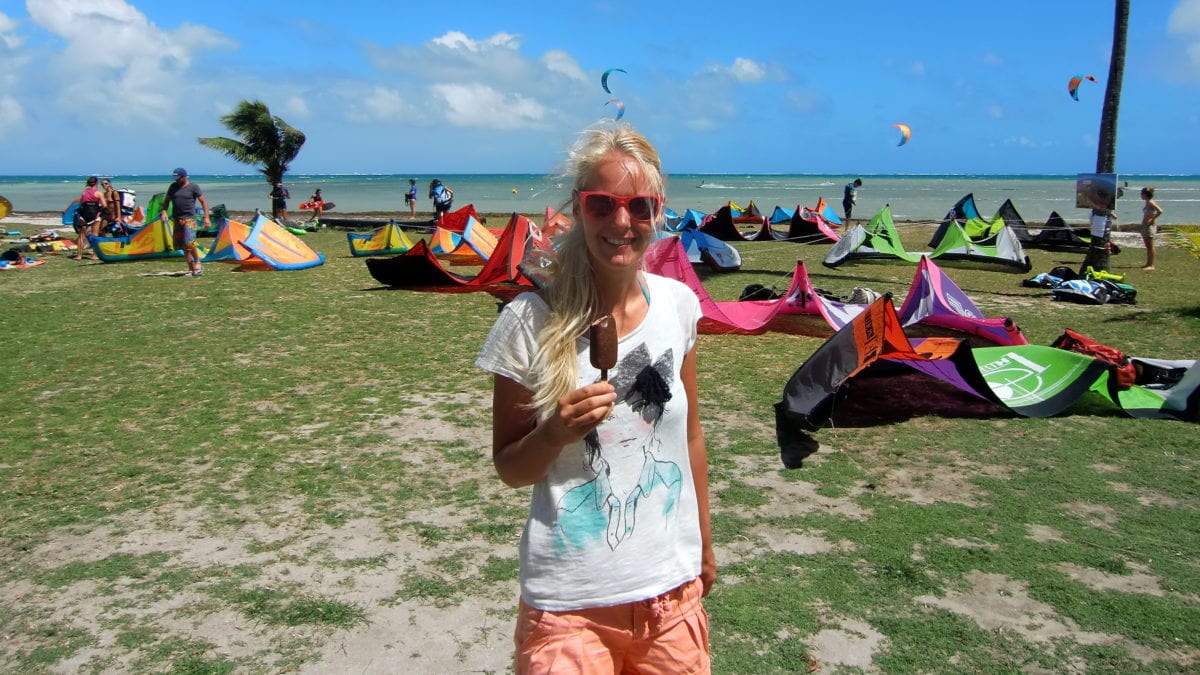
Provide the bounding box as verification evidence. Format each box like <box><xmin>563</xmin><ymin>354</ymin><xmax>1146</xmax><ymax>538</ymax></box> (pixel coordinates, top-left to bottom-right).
<box><xmin>3</xmin><ymin>173</ymin><xmax>1199</xmax><ymax>227</ymax></box>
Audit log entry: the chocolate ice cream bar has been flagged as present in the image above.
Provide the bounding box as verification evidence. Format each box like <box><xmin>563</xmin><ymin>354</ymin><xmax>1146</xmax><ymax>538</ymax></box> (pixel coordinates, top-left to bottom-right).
<box><xmin>589</xmin><ymin>314</ymin><xmax>617</xmax><ymax>381</ymax></box>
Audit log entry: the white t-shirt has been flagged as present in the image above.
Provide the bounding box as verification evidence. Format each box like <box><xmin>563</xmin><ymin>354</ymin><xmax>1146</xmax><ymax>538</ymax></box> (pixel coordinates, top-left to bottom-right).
<box><xmin>476</xmin><ymin>273</ymin><xmax>703</xmax><ymax>611</ymax></box>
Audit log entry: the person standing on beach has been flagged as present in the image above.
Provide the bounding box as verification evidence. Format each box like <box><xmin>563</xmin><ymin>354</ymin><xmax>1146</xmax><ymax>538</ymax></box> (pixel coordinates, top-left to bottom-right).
<box><xmin>270</xmin><ymin>182</ymin><xmax>290</xmax><ymax>223</ymax></box>
<box><xmin>99</xmin><ymin>178</ymin><xmax>122</xmax><ymax>234</ymax></box>
<box><xmin>843</xmin><ymin>178</ymin><xmax>862</xmax><ymax>221</ymax></box>
<box><xmin>67</xmin><ymin>176</ymin><xmax>109</xmax><ymax>260</ymax></box>
<box><xmin>429</xmin><ymin>179</ymin><xmax>453</xmax><ymax>224</ymax></box>
<box><xmin>476</xmin><ymin>123</ymin><xmax>714</xmax><ymax>673</ymax></box>
<box><xmin>405</xmin><ymin>179</ymin><xmax>418</xmax><ymax>218</ymax></box>
<box><xmin>162</xmin><ymin>168</ymin><xmax>210</xmax><ymax>277</ymax></box>
<box><xmin>1140</xmin><ymin>187</ymin><xmax>1163</xmax><ymax>270</ymax></box>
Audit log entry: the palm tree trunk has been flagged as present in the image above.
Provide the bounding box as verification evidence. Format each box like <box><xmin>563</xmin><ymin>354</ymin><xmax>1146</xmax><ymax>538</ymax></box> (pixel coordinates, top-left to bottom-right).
<box><xmin>1080</xmin><ymin>0</ymin><xmax>1130</xmax><ymax>274</ymax></box>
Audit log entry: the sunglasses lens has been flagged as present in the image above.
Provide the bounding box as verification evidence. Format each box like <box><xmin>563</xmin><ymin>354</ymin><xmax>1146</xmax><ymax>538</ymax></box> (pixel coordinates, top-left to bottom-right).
<box><xmin>628</xmin><ymin>197</ymin><xmax>656</xmax><ymax>220</ymax></box>
<box><xmin>584</xmin><ymin>193</ymin><xmax>617</xmax><ymax>219</ymax></box>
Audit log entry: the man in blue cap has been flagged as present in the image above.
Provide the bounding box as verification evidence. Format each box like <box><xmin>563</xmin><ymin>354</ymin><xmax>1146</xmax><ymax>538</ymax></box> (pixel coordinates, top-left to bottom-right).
<box><xmin>162</xmin><ymin>168</ymin><xmax>210</xmax><ymax>276</ymax></box>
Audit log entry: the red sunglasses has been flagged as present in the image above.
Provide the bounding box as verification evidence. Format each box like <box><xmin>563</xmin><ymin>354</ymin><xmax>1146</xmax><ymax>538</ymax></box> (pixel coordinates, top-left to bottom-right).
<box><xmin>577</xmin><ymin>191</ymin><xmax>662</xmax><ymax>222</ymax></box>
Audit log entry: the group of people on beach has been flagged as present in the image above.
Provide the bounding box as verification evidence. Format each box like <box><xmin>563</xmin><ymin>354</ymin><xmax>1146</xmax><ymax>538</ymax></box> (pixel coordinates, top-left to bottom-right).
<box><xmin>65</xmin><ymin>176</ymin><xmax>129</xmax><ymax>260</ymax></box>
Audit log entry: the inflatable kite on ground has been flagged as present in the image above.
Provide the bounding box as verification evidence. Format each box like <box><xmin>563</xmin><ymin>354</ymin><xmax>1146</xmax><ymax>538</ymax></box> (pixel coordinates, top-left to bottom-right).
<box><xmin>202</xmin><ymin>213</ymin><xmax>324</xmax><ymax>270</ymax></box>
<box><xmin>365</xmin><ymin>213</ymin><xmax>539</xmax><ymax>289</ymax></box>
<box><xmin>699</xmin><ymin>204</ymin><xmax>772</xmax><ymax>242</ymax></box>
<box><xmin>894</xmin><ymin>123</ymin><xmax>911</xmax><ymax>146</ymax></box>
<box><xmin>201</xmin><ymin>219</ymin><xmax>255</xmax><ymax>264</ymax></box>
<box><xmin>643</xmin><ymin>237</ymin><xmax>1027</xmax><ymax>345</ymax></box>
<box><xmin>775</xmin><ymin>297</ymin><xmax>1199</xmax><ymax>439</ymax></box>
<box><xmin>346</xmin><ymin>221</ymin><xmax>415</xmax><ymax>257</ymax></box>
<box><xmin>1068</xmin><ymin>74</ymin><xmax>1097</xmax><ymax>101</ymax></box>
<box><xmin>437</xmin><ymin>204</ymin><xmax>482</xmax><ymax>234</ymax></box>
<box><xmin>674</xmin><ymin>229</ymin><xmax>742</xmax><ymax>272</ymax></box>
<box><xmin>826</xmin><ymin>206</ymin><xmax>1031</xmax><ymax>272</ymax></box>
<box><xmin>784</xmin><ymin>204</ymin><xmax>841</xmax><ymax>244</ymax></box>
<box><xmin>998</xmin><ymin>199</ymin><xmax>1091</xmax><ymax>249</ymax></box>
<box><xmin>664</xmin><ymin>208</ymin><xmax>710</xmax><ymax>232</ymax></box>
<box><xmin>0</xmin><ymin>195</ymin><xmax>11</xmax><ymax>220</ymax></box>
<box><xmin>88</xmin><ymin>215</ymin><xmax>184</xmax><ymax>262</ymax></box>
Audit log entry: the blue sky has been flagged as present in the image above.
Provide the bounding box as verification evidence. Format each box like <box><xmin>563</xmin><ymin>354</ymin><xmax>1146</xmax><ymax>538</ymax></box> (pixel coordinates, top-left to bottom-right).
<box><xmin>1</xmin><ymin>0</ymin><xmax>1198</xmax><ymax>176</ymax></box>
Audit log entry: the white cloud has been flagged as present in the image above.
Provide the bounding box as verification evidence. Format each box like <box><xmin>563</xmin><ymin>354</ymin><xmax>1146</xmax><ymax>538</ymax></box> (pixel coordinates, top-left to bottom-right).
<box><xmin>431</xmin><ymin>30</ymin><xmax>521</xmax><ymax>52</ymax></box>
<box><xmin>1169</xmin><ymin>0</ymin><xmax>1200</xmax><ymax>75</ymax></box>
<box><xmin>703</xmin><ymin>57</ymin><xmax>767</xmax><ymax>83</ymax></box>
<box><xmin>25</xmin><ymin>0</ymin><xmax>233</xmax><ymax>124</ymax></box>
<box><xmin>0</xmin><ymin>12</ymin><xmax>24</xmax><ymax>50</ymax></box>
<box><xmin>0</xmin><ymin>95</ymin><xmax>23</xmax><ymax>137</ymax></box>
<box><xmin>432</xmin><ymin>83</ymin><xmax>545</xmax><ymax>130</ymax></box>
<box><xmin>1169</xmin><ymin>0</ymin><xmax>1200</xmax><ymax>32</ymax></box>
<box><xmin>345</xmin><ymin>86</ymin><xmax>411</xmax><ymax>123</ymax></box>
<box><xmin>686</xmin><ymin>117</ymin><xmax>717</xmax><ymax>132</ymax></box>
<box><xmin>541</xmin><ymin>49</ymin><xmax>586</xmax><ymax>82</ymax></box>
<box><xmin>281</xmin><ymin>96</ymin><xmax>310</xmax><ymax>119</ymax></box>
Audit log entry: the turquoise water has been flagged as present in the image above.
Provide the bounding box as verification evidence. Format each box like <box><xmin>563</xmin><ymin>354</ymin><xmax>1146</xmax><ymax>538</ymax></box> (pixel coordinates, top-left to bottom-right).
<box><xmin>2</xmin><ymin>173</ymin><xmax>1198</xmax><ymax>225</ymax></box>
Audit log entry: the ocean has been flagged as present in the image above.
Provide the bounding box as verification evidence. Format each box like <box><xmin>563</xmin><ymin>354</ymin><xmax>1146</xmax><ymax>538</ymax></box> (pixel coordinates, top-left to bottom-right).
<box><xmin>2</xmin><ymin>173</ymin><xmax>1198</xmax><ymax>226</ymax></box>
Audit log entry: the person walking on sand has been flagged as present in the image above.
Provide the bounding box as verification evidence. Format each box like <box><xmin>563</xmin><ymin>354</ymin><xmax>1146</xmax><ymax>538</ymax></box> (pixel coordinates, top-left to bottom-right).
<box><xmin>476</xmin><ymin>123</ymin><xmax>715</xmax><ymax>673</ymax></box>
<box><xmin>308</xmin><ymin>188</ymin><xmax>326</xmax><ymax>221</ymax></box>
<box><xmin>405</xmin><ymin>179</ymin><xmax>418</xmax><ymax>218</ymax></box>
<box><xmin>270</xmin><ymin>181</ymin><xmax>291</xmax><ymax>223</ymax></box>
<box><xmin>429</xmin><ymin>179</ymin><xmax>453</xmax><ymax>224</ymax></box>
<box><xmin>1140</xmin><ymin>187</ymin><xmax>1164</xmax><ymax>270</ymax></box>
<box><xmin>843</xmin><ymin>177</ymin><xmax>862</xmax><ymax>221</ymax></box>
<box><xmin>66</xmin><ymin>176</ymin><xmax>108</xmax><ymax>260</ymax></box>
<box><xmin>161</xmin><ymin>168</ymin><xmax>210</xmax><ymax>277</ymax></box>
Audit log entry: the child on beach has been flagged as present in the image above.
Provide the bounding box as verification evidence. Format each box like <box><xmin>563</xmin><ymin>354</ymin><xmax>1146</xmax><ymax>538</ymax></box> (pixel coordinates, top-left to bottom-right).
<box><xmin>475</xmin><ymin>123</ymin><xmax>714</xmax><ymax>673</ymax></box>
<box><xmin>1140</xmin><ymin>187</ymin><xmax>1163</xmax><ymax>270</ymax></box>
<box><xmin>405</xmin><ymin>179</ymin><xmax>418</xmax><ymax>218</ymax></box>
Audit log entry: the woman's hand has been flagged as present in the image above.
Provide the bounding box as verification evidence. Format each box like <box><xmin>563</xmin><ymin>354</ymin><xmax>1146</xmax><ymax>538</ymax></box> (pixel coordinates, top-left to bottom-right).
<box><xmin>492</xmin><ymin>377</ymin><xmax>616</xmax><ymax>488</ymax></box>
<box><xmin>541</xmin><ymin>382</ymin><xmax>616</xmax><ymax>447</ymax></box>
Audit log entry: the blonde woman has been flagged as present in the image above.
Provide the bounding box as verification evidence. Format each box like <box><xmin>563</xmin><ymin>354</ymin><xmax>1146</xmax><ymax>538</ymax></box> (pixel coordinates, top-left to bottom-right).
<box><xmin>476</xmin><ymin>124</ymin><xmax>714</xmax><ymax>672</ymax></box>
<box><xmin>1140</xmin><ymin>187</ymin><xmax>1164</xmax><ymax>270</ymax></box>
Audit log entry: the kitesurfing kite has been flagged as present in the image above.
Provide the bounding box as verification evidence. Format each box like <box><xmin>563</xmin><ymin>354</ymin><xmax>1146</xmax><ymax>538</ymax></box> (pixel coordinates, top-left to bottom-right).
<box><xmin>1068</xmin><ymin>74</ymin><xmax>1097</xmax><ymax>101</ymax></box>
<box><xmin>0</xmin><ymin>195</ymin><xmax>11</xmax><ymax>221</ymax></box>
<box><xmin>894</xmin><ymin>123</ymin><xmax>911</xmax><ymax>147</ymax></box>
<box><xmin>601</xmin><ymin>68</ymin><xmax>627</xmax><ymax>94</ymax></box>
<box><xmin>606</xmin><ymin>98</ymin><xmax>625</xmax><ymax>121</ymax></box>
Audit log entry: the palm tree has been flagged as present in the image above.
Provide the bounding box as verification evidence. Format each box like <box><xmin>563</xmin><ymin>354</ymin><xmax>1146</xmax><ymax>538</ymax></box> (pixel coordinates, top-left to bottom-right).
<box><xmin>1080</xmin><ymin>0</ymin><xmax>1129</xmax><ymax>274</ymax></box>
<box><xmin>197</xmin><ymin>100</ymin><xmax>305</xmax><ymax>187</ymax></box>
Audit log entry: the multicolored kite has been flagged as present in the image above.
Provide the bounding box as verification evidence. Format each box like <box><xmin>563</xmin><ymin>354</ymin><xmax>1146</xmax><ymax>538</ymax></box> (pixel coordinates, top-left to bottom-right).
<box><xmin>606</xmin><ymin>98</ymin><xmax>625</xmax><ymax>121</ymax></box>
<box><xmin>1068</xmin><ymin>74</ymin><xmax>1097</xmax><ymax>101</ymax></box>
<box><xmin>894</xmin><ymin>123</ymin><xmax>911</xmax><ymax>147</ymax></box>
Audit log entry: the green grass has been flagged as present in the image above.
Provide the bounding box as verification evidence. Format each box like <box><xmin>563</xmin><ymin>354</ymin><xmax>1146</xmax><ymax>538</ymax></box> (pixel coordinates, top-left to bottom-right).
<box><xmin>1</xmin><ymin>222</ymin><xmax>1198</xmax><ymax>672</ymax></box>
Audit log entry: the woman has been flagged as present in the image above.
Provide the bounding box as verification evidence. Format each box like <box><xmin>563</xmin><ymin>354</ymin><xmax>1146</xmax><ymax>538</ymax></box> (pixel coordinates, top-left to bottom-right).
<box><xmin>309</xmin><ymin>188</ymin><xmax>326</xmax><ymax>220</ymax></box>
<box><xmin>67</xmin><ymin>176</ymin><xmax>108</xmax><ymax>260</ymax></box>
<box><xmin>475</xmin><ymin>124</ymin><xmax>714</xmax><ymax>673</ymax></box>
<box><xmin>429</xmin><ymin>179</ymin><xmax>453</xmax><ymax>223</ymax></box>
<box><xmin>1140</xmin><ymin>187</ymin><xmax>1163</xmax><ymax>270</ymax></box>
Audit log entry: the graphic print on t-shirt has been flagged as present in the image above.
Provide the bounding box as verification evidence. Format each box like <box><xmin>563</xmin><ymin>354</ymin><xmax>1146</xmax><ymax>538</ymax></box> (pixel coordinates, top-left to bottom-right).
<box><xmin>555</xmin><ymin>343</ymin><xmax>683</xmax><ymax>553</ymax></box>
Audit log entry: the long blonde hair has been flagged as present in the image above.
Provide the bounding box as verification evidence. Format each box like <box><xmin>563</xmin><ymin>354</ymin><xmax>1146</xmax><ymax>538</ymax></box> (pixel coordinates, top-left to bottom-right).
<box><xmin>527</xmin><ymin>123</ymin><xmax>666</xmax><ymax>416</ymax></box>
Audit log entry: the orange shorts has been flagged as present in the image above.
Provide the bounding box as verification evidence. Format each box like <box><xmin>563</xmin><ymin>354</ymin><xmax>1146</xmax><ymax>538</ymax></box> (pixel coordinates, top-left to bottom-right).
<box><xmin>514</xmin><ymin>576</ymin><xmax>710</xmax><ymax>674</ymax></box>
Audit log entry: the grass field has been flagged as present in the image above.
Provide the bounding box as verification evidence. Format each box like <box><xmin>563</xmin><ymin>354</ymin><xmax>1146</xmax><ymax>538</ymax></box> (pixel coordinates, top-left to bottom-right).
<box><xmin>1</xmin><ymin>218</ymin><xmax>1197</xmax><ymax>673</ymax></box>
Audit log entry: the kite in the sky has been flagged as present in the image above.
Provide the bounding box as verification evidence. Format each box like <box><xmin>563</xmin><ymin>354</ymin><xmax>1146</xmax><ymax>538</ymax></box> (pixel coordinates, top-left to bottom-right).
<box><xmin>601</xmin><ymin>68</ymin><xmax>627</xmax><ymax>94</ymax></box>
<box><xmin>606</xmin><ymin>98</ymin><xmax>625</xmax><ymax>121</ymax></box>
<box><xmin>1068</xmin><ymin>74</ymin><xmax>1098</xmax><ymax>101</ymax></box>
<box><xmin>894</xmin><ymin>123</ymin><xmax>911</xmax><ymax>147</ymax></box>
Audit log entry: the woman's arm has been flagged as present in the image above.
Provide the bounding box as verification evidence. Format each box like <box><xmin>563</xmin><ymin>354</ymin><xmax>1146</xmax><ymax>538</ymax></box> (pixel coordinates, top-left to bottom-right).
<box><xmin>492</xmin><ymin>374</ymin><xmax>615</xmax><ymax>488</ymax></box>
<box><xmin>681</xmin><ymin>344</ymin><xmax>716</xmax><ymax>596</ymax></box>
